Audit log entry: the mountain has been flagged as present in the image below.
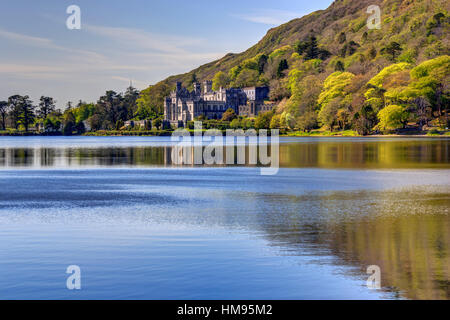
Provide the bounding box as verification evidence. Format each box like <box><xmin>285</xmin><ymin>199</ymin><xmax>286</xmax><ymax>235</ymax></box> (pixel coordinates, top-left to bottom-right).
<box><xmin>139</xmin><ymin>0</ymin><xmax>449</xmax><ymax>134</ymax></box>
<box><xmin>158</xmin><ymin>0</ymin><xmax>447</xmax><ymax>83</ymax></box>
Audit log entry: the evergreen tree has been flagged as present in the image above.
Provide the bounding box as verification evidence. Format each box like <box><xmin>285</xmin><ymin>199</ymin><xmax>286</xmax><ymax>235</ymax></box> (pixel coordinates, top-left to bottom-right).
<box><xmin>96</xmin><ymin>91</ymin><xmax>125</xmax><ymax>126</ymax></box>
<box><xmin>277</xmin><ymin>59</ymin><xmax>289</xmax><ymax>78</ymax></box>
<box><xmin>17</xmin><ymin>96</ymin><xmax>35</xmax><ymax>132</ymax></box>
<box><xmin>124</xmin><ymin>85</ymin><xmax>139</xmax><ymax>119</ymax></box>
<box><xmin>257</xmin><ymin>54</ymin><xmax>268</xmax><ymax>74</ymax></box>
<box><xmin>8</xmin><ymin>95</ymin><xmax>35</xmax><ymax>131</ymax></box>
<box><xmin>335</xmin><ymin>60</ymin><xmax>345</xmax><ymax>72</ymax></box>
<box><xmin>38</xmin><ymin>96</ymin><xmax>56</xmax><ymax>119</ymax></box>
<box><xmin>7</xmin><ymin>95</ymin><xmax>22</xmax><ymax>129</ymax></box>
<box><xmin>304</xmin><ymin>36</ymin><xmax>319</xmax><ymax>60</ymax></box>
<box><xmin>338</xmin><ymin>32</ymin><xmax>346</xmax><ymax>44</ymax></box>
<box><xmin>369</xmin><ymin>46</ymin><xmax>377</xmax><ymax>59</ymax></box>
<box><xmin>381</xmin><ymin>42</ymin><xmax>402</xmax><ymax>61</ymax></box>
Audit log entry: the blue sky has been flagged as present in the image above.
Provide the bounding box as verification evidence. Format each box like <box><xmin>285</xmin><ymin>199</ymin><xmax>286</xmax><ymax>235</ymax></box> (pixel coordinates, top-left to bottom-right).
<box><xmin>0</xmin><ymin>0</ymin><xmax>334</xmax><ymax>107</ymax></box>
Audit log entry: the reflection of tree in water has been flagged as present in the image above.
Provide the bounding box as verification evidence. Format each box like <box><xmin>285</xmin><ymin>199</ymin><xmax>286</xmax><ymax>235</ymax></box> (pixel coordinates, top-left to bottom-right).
<box><xmin>279</xmin><ymin>139</ymin><xmax>450</xmax><ymax>169</ymax></box>
<box><xmin>0</xmin><ymin>139</ymin><xmax>449</xmax><ymax>169</ymax></box>
<box><xmin>250</xmin><ymin>187</ymin><xmax>450</xmax><ymax>300</ymax></box>
<box><xmin>0</xmin><ymin>147</ymin><xmax>168</xmax><ymax>167</ymax></box>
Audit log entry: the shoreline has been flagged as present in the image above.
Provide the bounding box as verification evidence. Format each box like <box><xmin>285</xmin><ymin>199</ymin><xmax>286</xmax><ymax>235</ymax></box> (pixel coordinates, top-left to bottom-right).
<box><xmin>1</xmin><ymin>131</ymin><xmax>449</xmax><ymax>138</ymax></box>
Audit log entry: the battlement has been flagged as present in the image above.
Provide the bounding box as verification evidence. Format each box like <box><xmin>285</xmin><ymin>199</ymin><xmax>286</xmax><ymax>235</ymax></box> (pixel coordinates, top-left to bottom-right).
<box><xmin>164</xmin><ymin>81</ymin><xmax>271</xmax><ymax>127</ymax></box>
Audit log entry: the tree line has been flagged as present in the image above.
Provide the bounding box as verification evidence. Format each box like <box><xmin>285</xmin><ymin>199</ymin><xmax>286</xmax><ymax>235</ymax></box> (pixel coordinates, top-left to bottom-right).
<box><xmin>0</xmin><ymin>85</ymin><xmax>169</xmax><ymax>135</ymax></box>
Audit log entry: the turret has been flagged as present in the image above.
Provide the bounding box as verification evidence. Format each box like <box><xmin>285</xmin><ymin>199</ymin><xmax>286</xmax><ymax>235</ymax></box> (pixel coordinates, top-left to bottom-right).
<box><xmin>203</xmin><ymin>80</ymin><xmax>212</xmax><ymax>93</ymax></box>
<box><xmin>193</xmin><ymin>82</ymin><xmax>201</xmax><ymax>95</ymax></box>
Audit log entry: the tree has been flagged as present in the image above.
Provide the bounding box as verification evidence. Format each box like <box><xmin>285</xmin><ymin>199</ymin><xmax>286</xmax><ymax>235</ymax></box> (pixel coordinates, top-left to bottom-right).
<box><xmin>212</xmin><ymin>71</ymin><xmax>230</xmax><ymax>91</ymax></box>
<box><xmin>153</xmin><ymin>118</ymin><xmax>162</xmax><ymax>130</ymax></box>
<box><xmin>318</xmin><ymin>72</ymin><xmax>355</xmax><ymax>107</ymax></box>
<box><xmin>353</xmin><ymin>104</ymin><xmax>376</xmax><ymax>135</ymax></box>
<box><xmin>340</xmin><ymin>41</ymin><xmax>360</xmax><ymax>57</ymax></box>
<box><xmin>255</xmin><ymin>111</ymin><xmax>273</xmax><ymax>129</ymax></box>
<box><xmin>381</xmin><ymin>42</ymin><xmax>402</xmax><ymax>61</ymax></box>
<box><xmin>72</xmin><ymin>103</ymin><xmax>95</xmax><ymax>123</ymax></box>
<box><xmin>277</xmin><ymin>59</ymin><xmax>289</xmax><ymax>78</ymax></box>
<box><xmin>0</xmin><ymin>101</ymin><xmax>8</xmax><ymax>130</ymax></box>
<box><xmin>96</xmin><ymin>90</ymin><xmax>124</xmax><ymax>126</ymax></box>
<box><xmin>88</xmin><ymin>114</ymin><xmax>103</xmax><ymax>131</ymax></box>
<box><xmin>304</xmin><ymin>36</ymin><xmax>319</xmax><ymax>60</ymax></box>
<box><xmin>426</xmin><ymin>12</ymin><xmax>446</xmax><ymax>35</ymax></box>
<box><xmin>123</xmin><ymin>85</ymin><xmax>139</xmax><ymax>119</ymax></box>
<box><xmin>230</xmin><ymin>118</ymin><xmax>241</xmax><ymax>129</ymax></box>
<box><xmin>280</xmin><ymin>111</ymin><xmax>295</xmax><ymax>130</ymax></box>
<box><xmin>233</xmin><ymin>68</ymin><xmax>259</xmax><ymax>88</ymax></box>
<box><xmin>63</xmin><ymin>111</ymin><xmax>76</xmax><ymax>136</ymax></box>
<box><xmin>296</xmin><ymin>111</ymin><xmax>318</xmax><ymax>132</ymax></box>
<box><xmin>38</xmin><ymin>96</ymin><xmax>56</xmax><ymax>119</ymax></box>
<box><xmin>221</xmin><ymin>108</ymin><xmax>237</xmax><ymax>121</ymax></box>
<box><xmin>377</xmin><ymin>105</ymin><xmax>408</xmax><ymax>132</ymax></box>
<box><xmin>8</xmin><ymin>95</ymin><xmax>35</xmax><ymax>132</ymax></box>
<box><xmin>368</xmin><ymin>46</ymin><xmax>377</xmax><ymax>60</ymax></box>
<box><xmin>318</xmin><ymin>98</ymin><xmax>340</xmax><ymax>131</ymax></box>
<box><xmin>336</xmin><ymin>108</ymin><xmax>350</xmax><ymax>130</ymax></box>
<box><xmin>338</xmin><ymin>32</ymin><xmax>346</xmax><ymax>44</ymax></box>
<box><xmin>270</xmin><ymin>80</ymin><xmax>291</xmax><ymax>101</ymax></box>
<box><xmin>7</xmin><ymin>95</ymin><xmax>23</xmax><ymax>129</ymax></box>
<box><xmin>365</xmin><ymin>63</ymin><xmax>411</xmax><ymax>112</ymax></box>
<box><xmin>295</xmin><ymin>36</ymin><xmax>329</xmax><ymax>60</ymax></box>
<box><xmin>75</xmin><ymin>121</ymin><xmax>86</xmax><ymax>134</ymax></box>
<box><xmin>288</xmin><ymin>74</ymin><xmax>322</xmax><ymax>117</ymax></box>
<box><xmin>228</xmin><ymin>65</ymin><xmax>242</xmax><ymax>81</ymax></box>
<box><xmin>270</xmin><ymin>114</ymin><xmax>281</xmax><ymax>129</ymax></box>
<box><xmin>257</xmin><ymin>54</ymin><xmax>268</xmax><ymax>74</ymax></box>
<box><xmin>335</xmin><ymin>60</ymin><xmax>345</xmax><ymax>72</ymax></box>
<box><xmin>63</xmin><ymin>121</ymin><xmax>75</xmax><ymax>135</ymax></box>
<box><xmin>410</xmin><ymin>97</ymin><xmax>432</xmax><ymax>128</ymax></box>
<box><xmin>135</xmin><ymin>81</ymin><xmax>171</xmax><ymax>120</ymax></box>
<box><xmin>19</xmin><ymin>97</ymin><xmax>35</xmax><ymax>132</ymax></box>
<box><xmin>43</xmin><ymin>116</ymin><xmax>61</xmax><ymax>132</ymax></box>
<box><xmin>362</xmin><ymin>32</ymin><xmax>368</xmax><ymax>43</ymax></box>
<box><xmin>407</xmin><ymin>56</ymin><xmax>449</xmax><ymax>120</ymax></box>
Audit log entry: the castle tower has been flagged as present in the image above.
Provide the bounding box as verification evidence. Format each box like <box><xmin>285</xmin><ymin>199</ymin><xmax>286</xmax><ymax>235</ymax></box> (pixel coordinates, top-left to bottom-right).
<box><xmin>193</xmin><ymin>82</ymin><xmax>201</xmax><ymax>95</ymax></box>
<box><xmin>203</xmin><ymin>80</ymin><xmax>212</xmax><ymax>93</ymax></box>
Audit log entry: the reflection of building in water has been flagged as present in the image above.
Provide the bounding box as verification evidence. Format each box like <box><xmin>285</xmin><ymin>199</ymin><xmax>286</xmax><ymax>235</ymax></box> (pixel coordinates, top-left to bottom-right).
<box><xmin>164</xmin><ymin>81</ymin><xmax>273</xmax><ymax>127</ymax></box>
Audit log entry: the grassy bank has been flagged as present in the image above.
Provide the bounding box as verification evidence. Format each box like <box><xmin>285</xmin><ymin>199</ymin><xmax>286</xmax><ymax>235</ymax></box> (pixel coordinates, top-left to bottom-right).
<box><xmin>285</xmin><ymin>130</ymin><xmax>360</xmax><ymax>137</ymax></box>
<box><xmin>1</xmin><ymin>129</ymin><xmax>449</xmax><ymax>137</ymax></box>
<box><xmin>83</xmin><ymin>130</ymin><xmax>173</xmax><ymax>136</ymax></box>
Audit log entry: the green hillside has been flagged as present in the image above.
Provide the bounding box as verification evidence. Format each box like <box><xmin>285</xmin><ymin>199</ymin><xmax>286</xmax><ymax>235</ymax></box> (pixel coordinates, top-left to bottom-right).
<box><xmin>138</xmin><ymin>0</ymin><xmax>449</xmax><ymax>134</ymax></box>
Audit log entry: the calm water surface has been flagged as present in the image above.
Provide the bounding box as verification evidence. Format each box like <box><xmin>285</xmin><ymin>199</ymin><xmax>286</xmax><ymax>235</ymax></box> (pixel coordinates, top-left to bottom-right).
<box><xmin>0</xmin><ymin>136</ymin><xmax>449</xmax><ymax>300</ymax></box>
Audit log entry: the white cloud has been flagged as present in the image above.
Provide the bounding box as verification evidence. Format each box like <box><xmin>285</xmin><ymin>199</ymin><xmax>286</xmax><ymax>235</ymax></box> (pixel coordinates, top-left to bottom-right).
<box><xmin>0</xmin><ymin>25</ymin><xmax>227</xmax><ymax>103</ymax></box>
<box><xmin>0</xmin><ymin>29</ymin><xmax>54</xmax><ymax>47</ymax></box>
<box><xmin>232</xmin><ymin>9</ymin><xmax>304</xmax><ymax>25</ymax></box>
<box><xmin>0</xmin><ymin>25</ymin><xmax>224</xmax><ymax>75</ymax></box>
<box><xmin>84</xmin><ymin>25</ymin><xmax>206</xmax><ymax>54</ymax></box>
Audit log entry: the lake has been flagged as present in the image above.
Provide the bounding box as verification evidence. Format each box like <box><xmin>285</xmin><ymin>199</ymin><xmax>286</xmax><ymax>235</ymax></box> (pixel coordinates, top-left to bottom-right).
<box><xmin>0</xmin><ymin>136</ymin><xmax>449</xmax><ymax>300</ymax></box>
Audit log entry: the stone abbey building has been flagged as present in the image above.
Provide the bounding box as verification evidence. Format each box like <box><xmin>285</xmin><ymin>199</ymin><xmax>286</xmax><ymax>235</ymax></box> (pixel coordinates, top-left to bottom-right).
<box><xmin>164</xmin><ymin>80</ymin><xmax>272</xmax><ymax>127</ymax></box>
